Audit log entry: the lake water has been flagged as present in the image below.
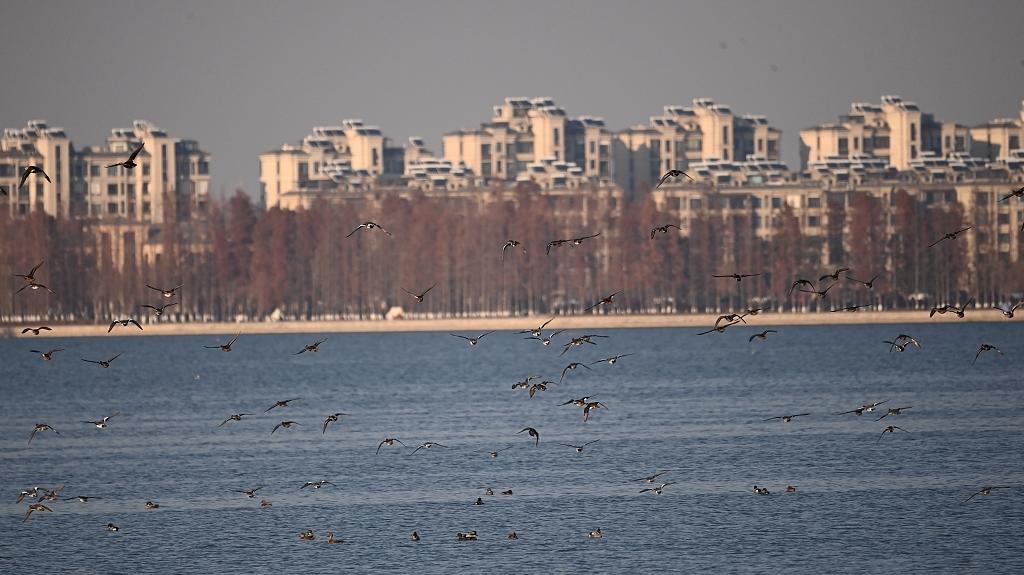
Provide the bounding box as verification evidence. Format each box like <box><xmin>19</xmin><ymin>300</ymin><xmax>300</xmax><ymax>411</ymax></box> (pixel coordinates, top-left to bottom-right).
<box><xmin>1</xmin><ymin>324</ymin><xmax>1022</xmax><ymax>574</ymax></box>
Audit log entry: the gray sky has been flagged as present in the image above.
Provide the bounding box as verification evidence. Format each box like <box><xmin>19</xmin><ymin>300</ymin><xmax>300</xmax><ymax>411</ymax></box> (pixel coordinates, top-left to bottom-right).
<box><xmin>2</xmin><ymin>0</ymin><xmax>1022</xmax><ymax>195</ymax></box>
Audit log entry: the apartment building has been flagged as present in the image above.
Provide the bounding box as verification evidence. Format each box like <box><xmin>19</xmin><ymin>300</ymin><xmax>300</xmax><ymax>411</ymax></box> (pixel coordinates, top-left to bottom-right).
<box><xmin>971</xmin><ymin>100</ymin><xmax>1024</xmax><ymax>163</ymax></box>
<box><xmin>0</xmin><ymin>119</ymin><xmax>210</xmax><ymax>223</ymax></box>
<box><xmin>799</xmin><ymin>95</ymin><xmax>973</xmax><ymax>171</ymax></box>
<box><xmin>613</xmin><ymin>99</ymin><xmax>782</xmax><ymax>196</ymax></box>
<box><xmin>259</xmin><ymin>120</ymin><xmax>405</xmax><ymax>209</ymax></box>
<box><xmin>442</xmin><ymin>97</ymin><xmax>613</xmax><ymax>184</ymax></box>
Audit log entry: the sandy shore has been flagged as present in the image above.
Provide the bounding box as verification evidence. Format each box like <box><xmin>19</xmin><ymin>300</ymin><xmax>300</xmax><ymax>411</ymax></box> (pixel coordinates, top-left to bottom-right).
<box><xmin>1</xmin><ymin>310</ymin><xmax>1012</xmax><ymax>338</ymax></box>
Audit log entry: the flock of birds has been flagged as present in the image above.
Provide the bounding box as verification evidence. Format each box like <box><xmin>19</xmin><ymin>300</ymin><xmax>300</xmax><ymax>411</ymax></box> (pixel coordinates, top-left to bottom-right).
<box><xmin>9</xmin><ymin>164</ymin><xmax>1024</xmax><ymax>545</ymax></box>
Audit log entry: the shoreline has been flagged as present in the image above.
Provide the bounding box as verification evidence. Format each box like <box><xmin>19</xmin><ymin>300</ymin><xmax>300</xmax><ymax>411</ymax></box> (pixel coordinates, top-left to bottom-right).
<box><xmin>1</xmin><ymin>310</ymin><xmax>1013</xmax><ymax>338</ymax></box>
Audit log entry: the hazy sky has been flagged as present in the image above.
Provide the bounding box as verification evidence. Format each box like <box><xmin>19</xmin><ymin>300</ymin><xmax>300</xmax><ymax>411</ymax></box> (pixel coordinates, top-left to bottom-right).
<box><xmin>2</xmin><ymin>0</ymin><xmax>1022</xmax><ymax>194</ymax></box>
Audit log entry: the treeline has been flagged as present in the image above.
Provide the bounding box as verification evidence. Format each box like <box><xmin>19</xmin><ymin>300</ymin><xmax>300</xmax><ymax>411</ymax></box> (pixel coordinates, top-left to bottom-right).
<box><xmin>0</xmin><ymin>187</ymin><xmax>1020</xmax><ymax>325</ymax></box>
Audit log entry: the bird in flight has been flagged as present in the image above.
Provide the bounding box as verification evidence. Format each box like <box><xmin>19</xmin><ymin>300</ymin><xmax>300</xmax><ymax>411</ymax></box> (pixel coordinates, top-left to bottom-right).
<box><xmin>294</xmin><ymin>339</ymin><xmax>327</xmax><ymax>355</ymax></box>
<box><xmin>963</xmin><ymin>486</ymin><xmax>1015</xmax><ymax>503</ymax></box>
<box><xmin>146</xmin><ymin>284</ymin><xmax>182</xmax><ymax>298</ymax></box>
<box><xmin>488</xmin><ymin>445</ymin><xmax>514</xmax><ymax>458</ymax></box>
<box><xmin>713</xmin><ymin>272</ymin><xmax>760</xmax><ymax>282</ymax></box>
<box><xmin>300</xmin><ymin>480</ymin><xmax>335</xmax><ymax>490</ymax></box>
<box><xmin>997</xmin><ymin>186</ymin><xmax>1024</xmax><ymax>202</ymax></box>
<box><xmin>265</xmin><ymin>398</ymin><xmax>301</xmax><ymax>413</ymax></box>
<box><xmin>560</xmin><ymin>396</ymin><xmax>597</xmax><ymax>408</ymax></box>
<box><xmin>108</xmin><ymin>318</ymin><xmax>143</xmax><ymax>333</ymax></box>
<box><xmin>639</xmin><ymin>482</ymin><xmax>675</xmax><ymax>495</ymax></box>
<box><xmin>28</xmin><ymin>423</ymin><xmax>60</xmax><ymax>445</ymax></box>
<box><xmin>973</xmin><ymin>344</ymin><xmax>1003</xmax><ymax>365</ymax></box>
<box><xmin>528</xmin><ymin>380</ymin><xmax>551</xmax><ymax>398</ymax></box>
<box><xmin>835</xmin><ymin>400</ymin><xmax>888</xmax><ymax>416</ymax></box>
<box><xmin>14</xmin><ymin>260</ymin><xmax>45</xmax><ymax>283</ymax></box>
<box><xmin>512</xmin><ymin>375</ymin><xmax>541</xmax><ymax>391</ymax></box>
<box><xmin>218</xmin><ymin>413</ymin><xmax>253</xmax><ymax>427</ymax></box>
<box><xmin>322</xmin><ymin>412</ymin><xmax>349</xmax><ymax>434</ymax></box>
<box><xmin>819</xmin><ymin>267</ymin><xmax>850</xmax><ymax>283</ymax></box>
<box><xmin>30</xmin><ymin>348</ymin><xmax>63</xmax><ymax>361</ymax></box>
<box><xmin>846</xmin><ymin>274</ymin><xmax>879</xmax><ymax>288</ymax></box>
<box><xmin>107</xmin><ymin>142</ymin><xmax>145</xmax><ymax>170</ymax></box>
<box><xmin>798</xmin><ymin>284</ymin><xmax>834</xmax><ymax>299</ymax></box>
<box><xmin>346</xmin><ymin>221</ymin><xmax>391</xmax><ymax>238</ymax></box>
<box><xmin>876</xmin><ymin>406</ymin><xmax>912</xmax><ymax>421</ymax></box>
<box><xmin>271</xmin><ymin>421</ymin><xmax>300</xmax><ymax>434</ymax></box>
<box><xmin>951</xmin><ymin>298</ymin><xmax>974</xmax><ymax>318</ymax></box>
<box><xmin>517</xmin><ymin>427</ymin><xmax>540</xmax><ymax>446</ymax></box>
<box><xmin>560</xmin><ymin>440</ymin><xmax>599</xmax><ymax>453</ymax></box>
<box><xmin>81</xmin><ymin>353</ymin><xmax>122</xmax><ymax>368</ymax></box>
<box><xmin>410</xmin><ymin>442</ymin><xmax>448</xmax><ymax>455</ymax></box>
<box><xmin>788</xmin><ymin>279</ymin><xmax>815</xmax><ymax>295</ymax></box>
<box><xmin>650</xmin><ymin>224</ymin><xmax>681</xmax><ymax>239</ymax></box>
<box><xmin>204</xmin><ymin>334</ymin><xmax>240</xmax><ymax>352</ymax></box>
<box><xmin>715</xmin><ymin>313</ymin><xmax>748</xmax><ymax>328</ymax></box>
<box><xmin>23</xmin><ymin>503</ymin><xmax>53</xmax><ymax>522</ymax></box>
<box><xmin>749</xmin><ymin>330</ymin><xmax>778</xmax><ymax>343</ymax></box>
<box><xmin>993</xmin><ymin>302</ymin><xmax>1023</xmax><ymax>318</ymax></box>
<box><xmin>584</xmin><ymin>291</ymin><xmax>621</xmax><ymax>312</ymax></box>
<box><xmin>559</xmin><ymin>333</ymin><xmax>609</xmax><ymax>355</ymax></box>
<box><xmin>830</xmin><ymin>304</ymin><xmax>871</xmax><ymax>313</ymax></box>
<box><xmin>546</xmin><ymin>232</ymin><xmax>600</xmax><ymax>254</ymax></box>
<box><xmin>450</xmin><ymin>331</ymin><xmax>494</xmax><ymax>346</ymax></box>
<box><xmin>376</xmin><ymin>437</ymin><xmax>406</xmax><ymax>454</ymax></box>
<box><xmin>516</xmin><ymin>313</ymin><xmax>557</xmax><ymax>335</ymax></box>
<box><xmin>140</xmin><ymin>302</ymin><xmax>177</xmax><ymax>317</ymax></box>
<box><xmin>764</xmin><ymin>413</ymin><xmax>810</xmax><ymax>423</ymax></box>
<box><xmin>928</xmin><ymin>226</ymin><xmax>972</xmax><ymax>248</ymax></box>
<box><xmin>560</xmin><ymin>362</ymin><xmax>592</xmax><ymax>382</ymax></box>
<box><xmin>84</xmin><ymin>412</ymin><xmax>119</xmax><ymax>429</ymax></box>
<box><xmin>590</xmin><ymin>353</ymin><xmax>634</xmax><ymax>366</ymax></box>
<box><xmin>524</xmin><ymin>329</ymin><xmax>565</xmax><ymax>347</ymax></box>
<box><xmin>582</xmin><ymin>401</ymin><xmax>607</xmax><ymax>423</ymax></box>
<box><xmin>886</xmin><ymin>334</ymin><xmax>921</xmax><ymax>353</ymax></box>
<box><xmin>696</xmin><ymin>320</ymin><xmax>741</xmax><ymax>335</ymax></box>
<box><xmin>877</xmin><ymin>425</ymin><xmax>909</xmax><ymax>443</ymax></box>
<box><xmin>235</xmin><ymin>487</ymin><xmax>263</xmax><ymax>498</ymax></box>
<box><xmin>17</xmin><ymin>282</ymin><xmax>55</xmax><ymax>294</ymax></box>
<box><xmin>19</xmin><ymin>165</ymin><xmax>51</xmax><ymax>188</ymax></box>
<box><xmin>501</xmin><ymin>240</ymin><xmax>526</xmax><ymax>261</ymax></box>
<box><xmin>401</xmin><ymin>284</ymin><xmax>436</xmax><ymax>303</ymax></box>
<box><xmin>656</xmin><ymin>169</ymin><xmax>695</xmax><ymax>188</ymax></box>
<box><xmin>21</xmin><ymin>326</ymin><xmax>52</xmax><ymax>335</ymax></box>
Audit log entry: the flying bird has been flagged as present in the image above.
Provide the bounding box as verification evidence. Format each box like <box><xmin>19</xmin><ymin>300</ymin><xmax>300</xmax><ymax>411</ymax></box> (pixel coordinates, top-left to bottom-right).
<box><xmin>713</xmin><ymin>272</ymin><xmax>760</xmax><ymax>282</ymax></box>
<box><xmin>582</xmin><ymin>401</ymin><xmax>607</xmax><ymax>423</ymax></box>
<box><xmin>560</xmin><ymin>439</ymin><xmax>599</xmax><ymax>453</ymax></box>
<box><xmin>23</xmin><ymin>503</ymin><xmax>53</xmax><ymax>522</ymax></box>
<box><xmin>28</xmin><ymin>423</ymin><xmax>60</xmax><ymax>445</ymax></box>
<box><xmin>140</xmin><ymin>302</ymin><xmax>177</xmax><ymax>317</ymax></box>
<box><xmin>524</xmin><ymin>329</ymin><xmax>565</xmax><ymax>347</ymax></box>
<box><xmin>546</xmin><ymin>233</ymin><xmax>600</xmax><ymax>254</ymax></box>
<box><xmin>636</xmin><ymin>471</ymin><xmax>670</xmax><ymax>483</ymax></box>
<box><xmin>993</xmin><ymin>302</ymin><xmax>1023</xmax><ymax>318</ymax></box>
<box><xmin>590</xmin><ymin>353</ymin><xmax>634</xmax><ymax>365</ymax></box>
<box><xmin>146</xmin><ymin>284</ymin><xmax>182</xmax><ymax>298</ymax></box>
<box><xmin>410</xmin><ymin>442</ymin><xmax>448</xmax><ymax>455</ymax></box>
<box><xmin>501</xmin><ymin>240</ymin><xmax>526</xmax><ymax>261</ymax></box>
<box><xmin>749</xmin><ymin>330</ymin><xmax>778</xmax><ymax>342</ymax></box>
<box><xmin>17</xmin><ymin>282</ymin><xmax>55</xmax><ymax>294</ymax></box>
<box><xmin>835</xmin><ymin>401</ymin><xmax>887</xmax><ymax>416</ymax></box>
<box><xmin>798</xmin><ymin>284</ymin><xmax>834</xmax><ymax>299</ymax></box>
<box><xmin>517</xmin><ymin>427</ymin><xmax>540</xmax><ymax>446</ymax></box>
<box><xmin>218</xmin><ymin>413</ymin><xmax>253</xmax><ymax>427</ymax></box>
<box><xmin>488</xmin><ymin>446</ymin><xmax>514</xmax><ymax>458</ymax></box>
<box><xmin>819</xmin><ymin>267</ymin><xmax>850</xmax><ymax>282</ymax></box>
<box><xmin>21</xmin><ymin>326</ymin><xmax>52</xmax><ymax>335</ymax></box>
<box><xmin>656</xmin><ymin>169</ymin><xmax>695</xmax><ymax>188</ymax></box>
<box><xmin>376</xmin><ymin>437</ymin><xmax>406</xmax><ymax>455</ymax></box>
<box><xmin>650</xmin><ymin>224</ymin><xmax>681</xmax><ymax>239</ymax></box>
<box><xmin>14</xmin><ymin>260</ymin><xmax>45</xmax><ymax>283</ymax></box>
<box><xmin>964</xmin><ymin>486</ymin><xmax>1015</xmax><ymax>503</ymax></box>
<box><xmin>561</xmin><ymin>362</ymin><xmax>592</xmax><ymax>382</ymax></box>
<box><xmin>346</xmin><ymin>221</ymin><xmax>392</xmax><ymax>238</ymax></box>
<box><xmin>928</xmin><ymin>226</ymin><xmax>972</xmax><ymax>248</ymax></box>
<box><xmin>81</xmin><ymin>353</ymin><xmax>122</xmax><ymax>368</ymax></box>
<box><xmin>876</xmin><ymin>406</ymin><xmax>912</xmax><ymax>421</ymax></box>
<box><xmin>107</xmin><ymin>318</ymin><xmax>143</xmax><ymax>333</ymax></box>
<box><xmin>271</xmin><ymin>421</ymin><xmax>300</xmax><ymax>434</ymax></box>
<box><xmin>204</xmin><ymin>334</ymin><xmax>240</xmax><ymax>352</ymax></box>
<box><xmin>763</xmin><ymin>413</ymin><xmax>810</xmax><ymax>423</ymax></box>
<box><xmin>300</xmin><ymin>480</ymin><xmax>335</xmax><ymax>490</ymax></box>
<box><xmin>528</xmin><ymin>381</ymin><xmax>550</xmax><ymax>398</ymax></box>
<box><xmin>696</xmin><ymin>320</ymin><xmax>741</xmax><ymax>335</ymax></box>
<box><xmin>516</xmin><ymin>317</ymin><xmax>556</xmax><ymax>337</ymax></box>
<box><xmin>107</xmin><ymin>142</ymin><xmax>145</xmax><ymax>170</ymax></box>
<box><xmin>877</xmin><ymin>425</ymin><xmax>909</xmax><ymax>443</ymax></box>
<box><xmin>294</xmin><ymin>339</ymin><xmax>327</xmax><ymax>354</ymax></box>
<box><xmin>235</xmin><ymin>487</ymin><xmax>263</xmax><ymax>498</ymax></box>
<box><xmin>19</xmin><ymin>165</ymin><xmax>51</xmax><ymax>188</ymax></box>
<box><xmin>846</xmin><ymin>274</ymin><xmax>879</xmax><ymax>288</ymax></box>
<box><xmin>830</xmin><ymin>304</ymin><xmax>871</xmax><ymax>312</ymax></box>
<box><xmin>886</xmin><ymin>334</ymin><xmax>921</xmax><ymax>353</ymax></box>
<box><xmin>450</xmin><ymin>331</ymin><xmax>494</xmax><ymax>346</ymax></box>
<box><xmin>997</xmin><ymin>186</ymin><xmax>1024</xmax><ymax>202</ymax></box>
<box><xmin>84</xmin><ymin>412</ymin><xmax>119</xmax><ymax>429</ymax></box>
<box><xmin>973</xmin><ymin>344</ymin><xmax>1003</xmax><ymax>365</ymax></box>
<box><xmin>715</xmin><ymin>313</ymin><xmax>748</xmax><ymax>328</ymax></box>
<box><xmin>30</xmin><ymin>348</ymin><xmax>63</xmax><ymax>361</ymax></box>
<box><xmin>639</xmin><ymin>482</ymin><xmax>676</xmax><ymax>495</ymax></box>
<box><xmin>788</xmin><ymin>279</ymin><xmax>815</xmax><ymax>295</ymax></box>
<box><xmin>322</xmin><ymin>412</ymin><xmax>349</xmax><ymax>434</ymax></box>
<box><xmin>401</xmin><ymin>284</ymin><xmax>436</xmax><ymax>303</ymax></box>
<box><xmin>584</xmin><ymin>291</ymin><xmax>621</xmax><ymax>312</ymax></box>
<box><xmin>265</xmin><ymin>398</ymin><xmax>301</xmax><ymax>413</ymax></box>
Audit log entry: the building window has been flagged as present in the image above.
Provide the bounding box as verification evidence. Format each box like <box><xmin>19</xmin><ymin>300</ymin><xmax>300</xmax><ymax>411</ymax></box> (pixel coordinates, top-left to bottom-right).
<box><xmin>757</xmin><ymin>139</ymin><xmax>763</xmax><ymax>153</ymax></box>
<box><xmin>298</xmin><ymin>162</ymin><xmax>308</xmax><ymax>183</ymax></box>
<box><xmin>127</xmin><ymin>184</ymin><xmax>135</xmax><ymax>196</ymax></box>
<box><xmin>874</xmin><ymin>136</ymin><xmax>889</xmax><ymax>149</ymax></box>
<box><xmin>807</xmin><ymin>196</ymin><xmax>821</xmax><ymax>208</ymax></box>
<box><xmin>590</xmin><ymin>141</ymin><xmax>595</xmax><ymax>155</ymax></box>
<box><xmin>767</xmin><ymin>140</ymin><xmax>777</xmax><ymax>154</ymax></box>
<box><xmin>686</xmin><ymin>138</ymin><xmax>701</xmax><ymax>152</ymax></box>
<box><xmin>664</xmin><ymin>140</ymin><xmax>670</xmax><ymax>153</ymax></box>
<box><xmin>496</xmin><ymin>142</ymin><xmax>502</xmax><ymax>153</ymax></box>
<box><xmin>107</xmin><ymin>183</ymin><xmax>118</xmax><ymax>196</ymax></box>
<box><xmin>90</xmin><ymin>164</ymin><xmax>99</xmax><ymax>177</ymax></box>
<box><xmin>1011</xmin><ymin>136</ymin><xmax>1021</xmax><ymax>150</ymax></box>
<box><xmin>723</xmin><ymin>149</ymin><xmax>729</xmax><ymax>160</ymax></box>
<box><xmin>853</xmin><ymin>137</ymin><xmax>859</xmax><ymax>151</ymax></box>
<box><xmin>107</xmin><ymin>202</ymin><xmax>118</xmax><ymax>214</ymax></box>
<box><xmin>143</xmin><ymin>163</ymin><xmax>150</xmax><ymax>176</ymax></box>
<box><xmin>198</xmin><ymin>160</ymin><xmax>209</xmax><ymax>175</ymax></box>
<box><xmin>689</xmin><ymin>198</ymin><xmax>702</xmax><ymax>210</ymax></box>
<box><xmin>998</xmin><ymin>213</ymin><xmax>1010</xmax><ymax>225</ymax></box>
<box><xmin>553</xmin><ymin>128</ymin><xmax>559</xmax><ymax>145</ymax></box>
<box><xmin>771</xmin><ymin>197</ymin><xmax>782</xmax><ymax>209</ymax></box>
<box><xmin>722</xmin><ymin>126</ymin><xmax>729</xmax><ymax>145</ymax></box>
<box><xmin>955</xmin><ymin>136</ymin><xmax>965</xmax><ymax>151</ymax></box>
<box><xmin>910</xmin><ymin>123</ymin><xmax>917</xmax><ymax>141</ymax></box>
<box><xmin>911</xmin><ymin>145</ymin><xmax>917</xmax><ymax>159</ymax></box>
<box><xmin>143</xmin><ymin>201</ymin><xmax>150</xmax><ymax>214</ymax></box>
<box><xmin>808</xmin><ymin>216</ymin><xmax>821</xmax><ymax>227</ymax></box>
<box><xmin>496</xmin><ymin>160</ymin><xmax>502</xmax><ymax>173</ymax></box>
<box><xmin>838</xmin><ymin>138</ymin><xmax>849</xmax><ymax>156</ymax></box>
<box><xmin>944</xmin><ymin>135</ymin><xmax>951</xmax><ymax>150</ymax></box>
<box><xmin>372</xmin><ymin>148</ymin><xmax>379</xmax><ymax>167</ymax></box>
<box><xmin>143</xmin><ymin>182</ymin><xmax>149</xmax><ymax>196</ymax></box>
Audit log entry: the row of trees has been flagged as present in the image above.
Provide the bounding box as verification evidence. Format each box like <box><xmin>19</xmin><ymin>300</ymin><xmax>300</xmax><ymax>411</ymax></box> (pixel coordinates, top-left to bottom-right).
<box><xmin>1</xmin><ymin>186</ymin><xmax>1019</xmax><ymax>325</ymax></box>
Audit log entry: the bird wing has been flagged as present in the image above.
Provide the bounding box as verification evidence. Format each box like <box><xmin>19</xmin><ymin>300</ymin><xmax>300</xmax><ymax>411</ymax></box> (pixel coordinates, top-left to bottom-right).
<box><xmin>927</xmin><ymin>236</ymin><xmax>945</xmax><ymax>248</ymax></box>
<box><xmin>478</xmin><ymin>331</ymin><xmax>495</xmax><ymax>339</ymax></box>
<box><xmin>375</xmin><ymin>440</ymin><xmax>386</xmax><ymax>455</ymax></box>
<box><xmin>226</xmin><ymin>334</ymin><xmax>240</xmax><ymax>347</ymax></box>
<box><xmin>130</xmin><ymin>319</ymin><xmax>142</xmax><ymax>329</ymax></box>
<box><xmin>145</xmin><ymin>284</ymin><xmax>162</xmax><ymax>293</ymax></box>
<box><xmin>650</xmin><ymin>228</ymin><xmax>658</xmax><ymax>239</ymax></box>
<box><xmin>575</xmin><ymin>233</ymin><xmax>601</xmax><ymax>241</ymax></box>
<box><xmin>345</xmin><ymin>225</ymin><xmax>364</xmax><ymax>238</ymax></box>
<box><xmin>656</xmin><ymin>172</ymin><xmax>672</xmax><ymax>188</ymax></box>
<box><xmin>128</xmin><ymin>142</ymin><xmax>145</xmax><ymax>161</ymax></box>
<box><xmin>763</xmin><ymin>416</ymin><xmax>782</xmax><ymax>421</ymax></box>
<box><xmin>106</xmin><ymin>353</ymin><xmax>122</xmax><ymax>363</ymax></box>
<box><xmin>421</xmin><ymin>283</ymin><xmax>436</xmax><ymax>296</ymax></box>
<box><xmin>18</xmin><ymin>168</ymin><xmax>31</xmax><ymax>188</ymax></box>
<box><xmin>449</xmin><ymin>334</ymin><xmax>471</xmax><ymax>341</ymax></box>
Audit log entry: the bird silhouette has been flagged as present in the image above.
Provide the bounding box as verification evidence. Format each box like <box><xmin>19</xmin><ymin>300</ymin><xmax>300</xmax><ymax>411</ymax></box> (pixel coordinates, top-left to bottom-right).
<box><xmin>107</xmin><ymin>142</ymin><xmax>145</xmax><ymax>170</ymax></box>
<box><xmin>656</xmin><ymin>169</ymin><xmax>695</xmax><ymax>188</ymax></box>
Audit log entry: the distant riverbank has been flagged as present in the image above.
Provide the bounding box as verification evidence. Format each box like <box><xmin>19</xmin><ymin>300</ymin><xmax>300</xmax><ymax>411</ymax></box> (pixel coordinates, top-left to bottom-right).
<box><xmin>1</xmin><ymin>309</ymin><xmax>1013</xmax><ymax>338</ymax></box>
